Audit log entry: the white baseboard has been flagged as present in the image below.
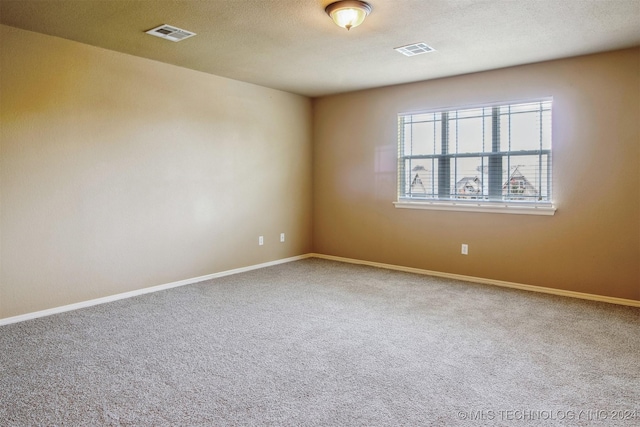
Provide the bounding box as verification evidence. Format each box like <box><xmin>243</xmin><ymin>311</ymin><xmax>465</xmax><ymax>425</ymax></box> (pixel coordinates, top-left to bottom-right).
<box><xmin>0</xmin><ymin>254</ymin><xmax>312</xmax><ymax>326</ymax></box>
<box><xmin>310</xmin><ymin>253</ymin><xmax>640</xmax><ymax>308</ymax></box>
<box><xmin>2</xmin><ymin>252</ymin><xmax>637</xmax><ymax>326</ymax></box>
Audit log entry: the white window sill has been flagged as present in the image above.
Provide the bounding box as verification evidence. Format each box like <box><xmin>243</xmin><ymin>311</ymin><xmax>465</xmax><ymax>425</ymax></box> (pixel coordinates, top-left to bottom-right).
<box><xmin>393</xmin><ymin>200</ymin><xmax>556</xmax><ymax>216</ymax></box>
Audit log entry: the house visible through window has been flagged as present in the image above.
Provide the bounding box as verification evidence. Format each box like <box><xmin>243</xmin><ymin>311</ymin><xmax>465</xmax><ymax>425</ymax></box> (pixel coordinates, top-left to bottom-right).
<box><xmin>396</xmin><ymin>99</ymin><xmax>554</xmax><ymax>214</ymax></box>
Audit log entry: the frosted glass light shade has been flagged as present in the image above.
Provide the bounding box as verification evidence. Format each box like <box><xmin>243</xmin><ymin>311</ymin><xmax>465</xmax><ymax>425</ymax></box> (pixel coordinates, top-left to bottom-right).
<box><xmin>325</xmin><ymin>1</ymin><xmax>372</xmax><ymax>31</ymax></box>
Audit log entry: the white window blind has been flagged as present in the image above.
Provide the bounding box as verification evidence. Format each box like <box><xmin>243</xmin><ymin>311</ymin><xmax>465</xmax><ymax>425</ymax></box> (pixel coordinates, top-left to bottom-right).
<box><xmin>397</xmin><ymin>99</ymin><xmax>554</xmax><ymax>214</ymax></box>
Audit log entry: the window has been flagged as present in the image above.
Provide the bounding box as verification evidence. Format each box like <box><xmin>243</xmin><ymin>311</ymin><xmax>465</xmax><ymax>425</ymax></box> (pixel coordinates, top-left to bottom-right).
<box><xmin>395</xmin><ymin>99</ymin><xmax>555</xmax><ymax>215</ymax></box>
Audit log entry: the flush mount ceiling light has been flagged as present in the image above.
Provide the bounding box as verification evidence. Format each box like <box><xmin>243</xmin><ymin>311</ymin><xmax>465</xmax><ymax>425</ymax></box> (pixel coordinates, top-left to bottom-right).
<box><xmin>325</xmin><ymin>1</ymin><xmax>372</xmax><ymax>31</ymax></box>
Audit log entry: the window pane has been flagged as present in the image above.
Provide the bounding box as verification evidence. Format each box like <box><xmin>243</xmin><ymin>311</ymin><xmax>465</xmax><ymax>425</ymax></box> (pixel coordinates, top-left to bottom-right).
<box><xmin>510</xmin><ymin>111</ymin><xmax>539</xmax><ymax>151</ymax></box>
<box><xmin>483</xmin><ymin>114</ymin><xmax>493</xmax><ymax>153</ymax></box>
<box><xmin>431</xmin><ymin>159</ymin><xmax>439</xmax><ymax>197</ymax></box>
<box><xmin>410</xmin><ymin>121</ymin><xmax>436</xmax><ymax>155</ymax></box>
<box><xmin>503</xmin><ymin>156</ymin><xmax>543</xmax><ymax>200</ymax></box>
<box><xmin>539</xmin><ymin>153</ymin><xmax>551</xmax><ymax>200</ymax></box>
<box><xmin>509</xmin><ymin>102</ymin><xmax>539</xmax><ymax>113</ymax></box>
<box><xmin>447</xmin><ymin>113</ymin><xmax>457</xmax><ymax>154</ymax></box>
<box><xmin>442</xmin><ymin>157</ymin><xmax>454</xmax><ymax>199</ymax></box>
<box><xmin>499</xmin><ymin>112</ymin><xmax>510</xmax><ymax>152</ymax></box>
<box><xmin>412</xmin><ymin>113</ymin><xmax>434</xmax><ymax>123</ymax></box>
<box><xmin>457</xmin><ymin>115</ymin><xmax>484</xmax><ymax>154</ymax></box>
<box><xmin>405</xmin><ymin>159</ymin><xmax>433</xmax><ymax>197</ymax></box>
<box><xmin>454</xmin><ymin>157</ymin><xmax>485</xmax><ymax>199</ymax></box>
<box><xmin>402</xmin><ymin>123</ymin><xmax>412</xmax><ymax>156</ymax></box>
<box><xmin>541</xmin><ymin>108</ymin><xmax>552</xmax><ymax>150</ymax></box>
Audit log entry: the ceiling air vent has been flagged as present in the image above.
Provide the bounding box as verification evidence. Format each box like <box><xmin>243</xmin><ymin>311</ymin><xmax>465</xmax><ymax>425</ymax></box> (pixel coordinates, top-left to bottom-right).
<box><xmin>145</xmin><ymin>24</ymin><xmax>196</xmax><ymax>42</ymax></box>
<box><xmin>394</xmin><ymin>43</ymin><xmax>436</xmax><ymax>57</ymax></box>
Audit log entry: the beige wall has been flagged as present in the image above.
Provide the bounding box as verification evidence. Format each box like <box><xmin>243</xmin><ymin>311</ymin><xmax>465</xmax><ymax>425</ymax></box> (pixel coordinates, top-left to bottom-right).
<box><xmin>2</xmin><ymin>25</ymin><xmax>638</xmax><ymax>320</ymax></box>
<box><xmin>313</xmin><ymin>48</ymin><xmax>640</xmax><ymax>301</ymax></box>
<box><xmin>0</xmin><ymin>25</ymin><xmax>313</xmax><ymax>319</ymax></box>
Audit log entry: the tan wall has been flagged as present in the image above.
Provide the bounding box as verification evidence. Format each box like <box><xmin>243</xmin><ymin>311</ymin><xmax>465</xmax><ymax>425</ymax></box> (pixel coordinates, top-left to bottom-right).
<box><xmin>2</xmin><ymin>25</ymin><xmax>638</xmax><ymax>320</ymax></box>
<box><xmin>313</xmin><ymin>48</ymin><xmax>640</xmax><ymax>301</ymax></box>
<box><xmin>0</xmin><ymin>25</ymin><xmax>313</xmax><ymax>319</ymax></box>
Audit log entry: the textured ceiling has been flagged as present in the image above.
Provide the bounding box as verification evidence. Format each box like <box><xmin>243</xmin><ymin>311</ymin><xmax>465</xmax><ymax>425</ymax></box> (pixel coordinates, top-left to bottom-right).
<box><xmin>1</xmin><ymin>0</ymin><xmax>639</xmax><ymax>97</ymax></box>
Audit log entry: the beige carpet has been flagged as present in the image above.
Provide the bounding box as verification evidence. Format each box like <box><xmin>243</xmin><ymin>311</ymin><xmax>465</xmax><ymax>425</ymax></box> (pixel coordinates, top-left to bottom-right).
<box><xmin>1</xmin><ymin>258</ymin><xmax>638</xmax><ymax>426</ymax></box>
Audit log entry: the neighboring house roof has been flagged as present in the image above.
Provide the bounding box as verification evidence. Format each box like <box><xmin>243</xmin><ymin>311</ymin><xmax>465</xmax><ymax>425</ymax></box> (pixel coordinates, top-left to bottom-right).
<box><xmin>410</xmin><ymin>166</ymin><xmax>431</xmax><ymax>195</ymax></box>
<box><xmin>503</xmin><ymin>166</ymin><xmax>538</xmax><ymax>198</ymax></box>
<box><xmin>456</xmin><ymin>176</ymin><xmax>483</xmax><ymax>197</ymax></box>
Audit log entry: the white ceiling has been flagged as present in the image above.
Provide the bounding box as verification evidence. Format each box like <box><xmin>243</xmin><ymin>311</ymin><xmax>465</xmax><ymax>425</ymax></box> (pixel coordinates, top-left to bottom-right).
<box><xmin>1</xmin><ymin>0</ymin><xmax>639</xmax><ymax>97</ymax></box>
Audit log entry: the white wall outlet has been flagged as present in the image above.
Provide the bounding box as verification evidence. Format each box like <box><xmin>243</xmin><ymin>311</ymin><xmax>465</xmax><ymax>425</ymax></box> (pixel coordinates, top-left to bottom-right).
<box><xmin>461</xmin><ymin>244</ymin><xmax>468</xmax><ymax>255</ymax></box>
<box><xmin>280</xmin><ymin>233</ymin><xmax>285</xmax><ymax>242</ymax></box>
<box><xmin>259</xmin><ymin>236</ymin><xmax>264</xmax><ymax>246</ymax></box>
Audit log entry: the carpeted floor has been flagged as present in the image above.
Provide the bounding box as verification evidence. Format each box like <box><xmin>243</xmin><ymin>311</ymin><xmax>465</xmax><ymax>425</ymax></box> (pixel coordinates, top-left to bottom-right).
<box><xmin>1</xmin><ymin>258</ymin><xmax>638</xmax><ymax>426</ymax></box>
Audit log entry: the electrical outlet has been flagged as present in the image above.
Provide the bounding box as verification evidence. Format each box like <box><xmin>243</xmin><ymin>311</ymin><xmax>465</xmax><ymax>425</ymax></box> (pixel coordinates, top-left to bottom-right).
<box><xmin>259</xmin><ymin>236</ymin><xmax>264</xmax><ymax>246</ymax></box>
<box><xmin>461</xmin><ymin>244</ymin><xmax>468</xmax><ymax>255</ymax></box>
<box><xmin>280</xmin><ymin>233</ymin><xmax>285</xmax><ymax>242</ymax></box>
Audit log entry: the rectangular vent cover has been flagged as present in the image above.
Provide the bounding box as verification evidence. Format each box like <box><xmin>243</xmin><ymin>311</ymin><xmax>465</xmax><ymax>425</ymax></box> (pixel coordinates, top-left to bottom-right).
<box><xmin>145</xmin><ymin>25</ymin><xmax>196</xmax><ymax>42</ymax></box>
<box><xmin>394</xmin><ymin>43</ymin><xmax>436</xmax><ymax>57</ymax></box>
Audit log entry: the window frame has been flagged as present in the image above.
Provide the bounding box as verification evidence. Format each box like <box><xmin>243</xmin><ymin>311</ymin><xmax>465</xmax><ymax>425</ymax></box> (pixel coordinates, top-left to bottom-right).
<box><xmin>394</xmin><ymin>98</ymin><xmax>556</xmax><ymax>216</ymax></box>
